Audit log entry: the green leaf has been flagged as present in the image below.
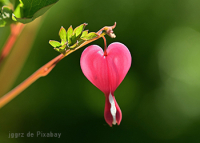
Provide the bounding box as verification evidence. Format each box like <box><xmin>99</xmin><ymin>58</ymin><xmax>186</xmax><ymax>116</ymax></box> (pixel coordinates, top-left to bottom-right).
<box><xmin>59</xmin><ymin>26</ymin><xmax>67</xmax><ymax>45</ymax></box>
<box><xmin>69</xmin><ymin>23</ymin><xmax>87</xmax><ymax>46</ymax></box>
<box><xmin>73</xmin><ymin>23</ymin><xmax>87</xmax><ymax>37</ymax></box>
<box><xmin>49</xmin><ymin>40</ymin><xmax>61</xmax><ymax>48</ymax></box>
<box><xmin>54</xmin><ymin>44</ymin><xmax>66</xmax><ymax>54</ymax></box>
<box><xmin>81</xmin><ymin>32</ymin><xmax>98</xmax><ymax>40</ymax></box>
<box><xmin>66</xmin><ymin>25</ymin><xmax>73</xmax><ymax>45</ymax></box>
<box><xmin>70</xmin><ymin>34</ymin><xmax>77</xmax><ymax>46</ymax></box>
<box><xmin>81</xmin><ymin>30</ymin><xmax>88</xmax><ymax>38</ymax></box>
<box><xmin>69</xmin><ymin>42</ymin><xmax>78</xmax><ymax>49</ymax></box>
<box><xmin>68</xmin><ymin>39</ymin><xmax>85</xmax><ymax>50</ymax></box>
<box><xmin>60</xmin><ymin>44</ymin><xmax>66</xmax><ymax>50</ymax></box>
<box><xmin>66</xmin><ymin>25</ymin><xmax>73</xmax><ymax>41</ymax></box>
<box><xmin>13</xmin><ymin>0</ymin><xmax>59</xmax><ymax>24</ymax></box>
<box><xmin>0</xmin><ymin>6</ymin><xmax>13</xmax><ymax>27</ymax></box>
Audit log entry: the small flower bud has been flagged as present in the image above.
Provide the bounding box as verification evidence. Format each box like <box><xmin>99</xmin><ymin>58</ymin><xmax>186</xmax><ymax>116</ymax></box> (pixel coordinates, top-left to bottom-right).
<box><xmin>104</xmin><ymin>22</ymin><xmax>117</xmax><ymax>38</ymax></box>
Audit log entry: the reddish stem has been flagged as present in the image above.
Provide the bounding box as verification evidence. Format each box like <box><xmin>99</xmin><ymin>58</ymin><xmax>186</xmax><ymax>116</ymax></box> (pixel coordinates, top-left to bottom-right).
<box><xmin>0</xmin><ymin>32</ymin><xmax>106</xmax><ymax>109</ymax></box>
<box><xmin>102</xmin><ymin>36</ymin><xmax>107</xmax><ymax>56</ymax></box>
<box><xmin>0</xmin><ymin>54</ymin><xmax>64</xmax><ymax>108</ymax></box>
<box><xmin>0</xmin><ymin>23</ymin><xmax>24</xmax><ymax>65</ymax></box>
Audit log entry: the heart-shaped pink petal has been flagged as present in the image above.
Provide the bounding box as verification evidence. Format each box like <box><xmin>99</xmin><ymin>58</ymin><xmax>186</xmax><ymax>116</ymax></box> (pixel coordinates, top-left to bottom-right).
<box><xmin>80</xmin><ymin>42</ymin><xmax>131</xmax><ymax>94</ymax></box>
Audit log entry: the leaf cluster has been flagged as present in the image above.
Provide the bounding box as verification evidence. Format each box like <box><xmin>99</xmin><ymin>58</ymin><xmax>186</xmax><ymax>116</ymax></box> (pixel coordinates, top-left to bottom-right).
<box><xmin>49</xmin><ymin>23</ymin><xmax>98</xmax><ymax>54</ymax></box>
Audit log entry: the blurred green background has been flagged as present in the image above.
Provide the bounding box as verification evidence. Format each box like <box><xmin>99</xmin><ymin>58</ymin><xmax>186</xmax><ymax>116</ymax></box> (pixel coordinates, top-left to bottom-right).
<box><xmin>1</xmin><ymin>0</ymin><xmax>200</xmax><ymax>142</ymax></box>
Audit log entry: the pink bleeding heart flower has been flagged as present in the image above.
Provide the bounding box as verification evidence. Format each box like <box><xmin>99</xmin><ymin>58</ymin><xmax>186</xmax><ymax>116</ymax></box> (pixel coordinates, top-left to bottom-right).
<box><xmin>80</xmin><ymin>42</ymin><xmax>131</xmax><ymax>126</ymax></box>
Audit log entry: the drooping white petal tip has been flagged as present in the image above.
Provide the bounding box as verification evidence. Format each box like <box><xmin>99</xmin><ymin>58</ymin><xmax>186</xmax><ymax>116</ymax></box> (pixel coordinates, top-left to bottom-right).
<box><xmin>109</xmin><ymin>93</ymin><xmax>117</xmax><ymax>125</ymax></box>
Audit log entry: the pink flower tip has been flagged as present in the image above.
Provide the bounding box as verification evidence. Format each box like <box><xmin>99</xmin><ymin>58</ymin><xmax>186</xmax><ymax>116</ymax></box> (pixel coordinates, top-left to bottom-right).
<box><xmin>104</xmin><ymin>93</ymin><xmax>122</xmax><ymax>127</ymax></box>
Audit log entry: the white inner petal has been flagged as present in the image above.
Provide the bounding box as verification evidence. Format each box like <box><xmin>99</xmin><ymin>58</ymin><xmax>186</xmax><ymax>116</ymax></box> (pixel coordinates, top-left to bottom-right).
<box><xmin>109</xmin><ymin>93</ymin><xmax>117</xmax><ymax>125</ymax></box>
